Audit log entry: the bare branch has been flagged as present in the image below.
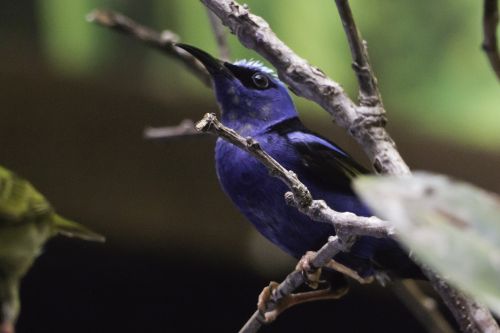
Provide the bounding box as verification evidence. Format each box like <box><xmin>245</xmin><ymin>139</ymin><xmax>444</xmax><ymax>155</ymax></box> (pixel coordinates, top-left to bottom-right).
<box><xmin>144</xmin><ymin>119</ymin><xmax>207</xmax><ymax>140</ymax></box>
<box><xmin>87</xmin><ymin>9</ymin><xmax>211</xmax><ymax>86</ymax></box>
<box><xmin>206</xmin><ymin>9</ymin><xmax>231</xmax><ymax>61</ymax></box>
<box><xmin>200</xmin><ymin>0</ymin><xmax>409</xmax><ymax>175</ymax></box>
<box><xmin>334</xmin><ymin>0</ymin><xmax>382</xmax><ymax>106</ymax></box>
<box><xmin>482</xmin><ymin>0</ymin><xmax>500</xmax><ymax>80</ymax></box>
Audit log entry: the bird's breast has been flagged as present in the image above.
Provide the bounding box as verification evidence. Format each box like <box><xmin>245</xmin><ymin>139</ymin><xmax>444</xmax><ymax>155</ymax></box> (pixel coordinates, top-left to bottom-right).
<box><xmin>214</xmin><ymin>136</ymin><xmax>336</xmax><ymax>257</ymax></box>
<box><xmin>215</xmin><ymin>137</ymin><xmax>280</xmax><ymax>209</ymax></box>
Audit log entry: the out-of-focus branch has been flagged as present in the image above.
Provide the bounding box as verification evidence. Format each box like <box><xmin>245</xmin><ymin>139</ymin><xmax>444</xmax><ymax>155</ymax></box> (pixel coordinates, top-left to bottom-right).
<box><xmin>87</xmin><ymin>9</ymin><xmax>211</xmax><ymax>86</ymax></box>
<box><xmin>206</xmin><ymin>9</ymin><xmax>231</xmax><ymax>61</ymax></box>
<box><xmin>482</xmin><ymin>0</ymin><xmax>500</xmax><ymax>80</ymax></box>
<box><xmin>334</xmin><ymin>0</ymin><xmax>382</xmax><ymax>106</ymax></box>
<box><xmin>392</xmin><ymin>280</ymin><xmax>455</xmax><ymax>333</ymax></box>
<box><xmin>200</xmin><ymin>0</ymin><xmax>409</xmax><ymax>175</ymax></box>
<box><xmin>144</xmin><ymin>119</ymin><xmax>207</xmax><ymax>140</ymax></box>
<box><xmin>424</xmin><ymin>268</ymin><xmax>500</xmax><ymax>333</ymax></box>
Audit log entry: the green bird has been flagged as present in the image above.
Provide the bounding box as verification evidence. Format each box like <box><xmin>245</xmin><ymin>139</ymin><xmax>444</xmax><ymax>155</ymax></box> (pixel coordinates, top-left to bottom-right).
<box><xmin>0</xmin><ymin>165</ymin><xmax>104</xmax><ymax>333</ymax></box>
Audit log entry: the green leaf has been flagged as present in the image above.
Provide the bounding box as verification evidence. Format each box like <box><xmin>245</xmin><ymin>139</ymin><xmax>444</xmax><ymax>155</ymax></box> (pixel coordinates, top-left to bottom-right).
<box><xmin>353</xmin><ymin>172</ymin><xmax>500</xmax><ymax>316</ymax></box>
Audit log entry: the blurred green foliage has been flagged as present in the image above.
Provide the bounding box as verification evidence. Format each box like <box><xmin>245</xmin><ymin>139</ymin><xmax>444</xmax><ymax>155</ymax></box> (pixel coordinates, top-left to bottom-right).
<box><xmin>37</xmin><ymin>0</ymin><xmax>104</xmax><ymax>74</ymax></box>
<box><xmin>35</xmin><ymin>0</ymin><xmax>500</xmax><ymax>149</ymax></box>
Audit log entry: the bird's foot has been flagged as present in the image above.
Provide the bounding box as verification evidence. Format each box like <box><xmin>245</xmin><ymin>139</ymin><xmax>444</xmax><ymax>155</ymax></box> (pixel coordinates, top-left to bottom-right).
<box><xmin>257</xmin><ymin>281</ymin><xmax>280</xmax><ymax>323</ymax></box>
<box><xmin>257</xmin><ymin>280</ymin><xmax>349</xmax><ymax>324</ymax></box>
<box><xmin>295</xmin><ymin>251</ymin><xmax>322</xmax><ymax>289</ymax></box>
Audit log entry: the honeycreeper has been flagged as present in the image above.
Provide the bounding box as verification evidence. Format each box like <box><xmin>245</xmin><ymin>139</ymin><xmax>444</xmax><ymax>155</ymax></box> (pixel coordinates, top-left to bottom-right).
<box><xmin>0</xmin><ymin>165</ymin><xmax>104</xmax><ymax>333</ymax></box>
<box><xmin>177</xmin><ymin>44</ymin><xmax>422</xmax><ymax>284</ymax></box>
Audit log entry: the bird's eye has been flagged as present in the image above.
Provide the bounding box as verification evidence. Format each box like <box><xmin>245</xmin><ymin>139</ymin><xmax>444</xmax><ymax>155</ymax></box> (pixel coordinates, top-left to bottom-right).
<box><xmin>251</xmin><ymin>73</ymin><xmax>269</xmax><ymax>89</ymax></box>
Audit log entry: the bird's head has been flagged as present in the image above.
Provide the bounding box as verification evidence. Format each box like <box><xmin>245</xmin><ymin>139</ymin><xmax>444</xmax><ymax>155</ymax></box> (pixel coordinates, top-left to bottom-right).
<box><xmin>177</xmin><ymin>44</ymin><xmax>297</xmax><ymax>135</ymax></box>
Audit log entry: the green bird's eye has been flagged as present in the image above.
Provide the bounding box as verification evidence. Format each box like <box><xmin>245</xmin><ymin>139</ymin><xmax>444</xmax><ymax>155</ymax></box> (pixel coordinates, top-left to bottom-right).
<box><xmin>251</xmin><ymin>73</ymin><xmax>269</xmax><ymax>89</ymax></box>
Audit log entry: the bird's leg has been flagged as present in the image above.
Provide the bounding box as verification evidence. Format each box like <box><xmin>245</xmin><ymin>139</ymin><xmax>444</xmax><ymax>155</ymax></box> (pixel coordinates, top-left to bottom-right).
<box><xmin>257</xmin><ymin>281</ymin><xmax>349</xmax><ymax>324</ymax></box>
<box><xmin>295</xmin><ymin>251</ymin><xmax>322</xmax><ymax>289</ymax></box>
<box><xmin>297</xmin><ymin>251</ymin><xmax>373</xmax><ymax>285</ymax></box>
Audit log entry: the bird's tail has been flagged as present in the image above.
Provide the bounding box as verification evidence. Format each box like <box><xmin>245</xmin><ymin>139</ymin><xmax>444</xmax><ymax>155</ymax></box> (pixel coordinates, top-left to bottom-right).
<box><xmin>52</xmin><ymin>214</ymin><xmax>105</xmax><ymax>242</ymax></box>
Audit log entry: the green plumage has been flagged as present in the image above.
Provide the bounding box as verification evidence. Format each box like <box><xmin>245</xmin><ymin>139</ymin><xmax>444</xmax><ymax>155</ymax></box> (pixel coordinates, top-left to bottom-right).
<box><xmin>0</xmin><ymin>165</ymin><xmax>104</xmax><ymax>332</ymax></box>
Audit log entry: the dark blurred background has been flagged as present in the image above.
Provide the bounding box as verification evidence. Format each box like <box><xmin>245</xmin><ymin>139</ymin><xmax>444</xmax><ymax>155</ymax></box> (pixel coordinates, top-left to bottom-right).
<box><xmin>1</xmin><ymin>0</ymin><xmax>499</xmax><ymax>332</ymax></box>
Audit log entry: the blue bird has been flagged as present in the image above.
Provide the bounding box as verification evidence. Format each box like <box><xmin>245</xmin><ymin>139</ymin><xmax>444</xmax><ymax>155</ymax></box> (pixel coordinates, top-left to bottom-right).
<box><xmin>177</xmin><ymin>44</ymin><xmax>422</xmax><ymax>293</ymax></box>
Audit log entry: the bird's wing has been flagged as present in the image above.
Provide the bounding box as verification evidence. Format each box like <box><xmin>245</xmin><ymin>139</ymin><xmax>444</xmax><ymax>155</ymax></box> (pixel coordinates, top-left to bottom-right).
<box><xmin>0</xmin><ymin>166</ymin><xmax>52</xmax><ymax>224</ymax></box>
<box><xmin>269</xmin><ymin>117</ymin><xmax>369</xmax><ymax>194</ymax></box>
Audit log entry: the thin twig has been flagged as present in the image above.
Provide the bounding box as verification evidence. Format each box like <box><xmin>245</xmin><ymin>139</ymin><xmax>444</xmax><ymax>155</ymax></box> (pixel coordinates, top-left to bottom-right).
<box><xmin>87</xmin><ymin>9</ymin><xmax>211</xmax><ymax>86</ymax></box>
<box><xmin>206</xmin><ymin>9</ymin><xmax>231</xmax><ymax>61</ymax></box>
<box><xmin>200</xmin><ymin>0</ymin><xmax>409</xmax><ymax>175</ymax></box>
<box><xmin>482</xmin><ymin>0</ymin><xmax>500</xmax><ymax>80</ymax></box>
<box><xmin>334</xmin><ymin>0</ymin><xmax>382</xmax><ymax>106</ymax></box>
<box><xmin>144</xmin><ymin>119</ymin><xmax>207</xmax><ymax>140</ymax></box>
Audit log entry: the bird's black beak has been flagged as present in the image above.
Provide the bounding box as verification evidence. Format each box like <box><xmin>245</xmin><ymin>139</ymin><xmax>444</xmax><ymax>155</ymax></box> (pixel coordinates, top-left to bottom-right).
<box><xmin>176</xmin><ymin>43</ymin><xmax>232</xmax><ymax>78</ymax></box>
